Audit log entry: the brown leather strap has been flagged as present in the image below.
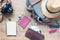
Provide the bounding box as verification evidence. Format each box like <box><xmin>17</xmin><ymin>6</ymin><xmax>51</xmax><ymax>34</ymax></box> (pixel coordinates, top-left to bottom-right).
<box><xmin>30</xmin><ymin>0</ymin><xmax>40</xmax><ymax>6</ymax></box>
<box><xmin>0</xmin><ymin>14</ymin><xmax>3</xmax><ymax>23</ymax></box>
<box><xmin>0</xmin><ymin>0</ymin><xmax>4</xmax><ymax>23</ymax></box>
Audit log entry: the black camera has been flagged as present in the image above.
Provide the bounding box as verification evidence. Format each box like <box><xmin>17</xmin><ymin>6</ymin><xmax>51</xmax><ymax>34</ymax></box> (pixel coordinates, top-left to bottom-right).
<box><xmin>1</xmin><ymin>2</ymin><xmax>13</xmax><ymax>14</ymax></box>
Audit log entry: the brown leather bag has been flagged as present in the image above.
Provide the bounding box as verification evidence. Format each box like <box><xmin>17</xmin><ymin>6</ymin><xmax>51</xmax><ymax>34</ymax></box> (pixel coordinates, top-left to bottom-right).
<box><xmin>25</xmin><ymin>28</ymin><xmax>44</xmax><ymax>40</ymax></box>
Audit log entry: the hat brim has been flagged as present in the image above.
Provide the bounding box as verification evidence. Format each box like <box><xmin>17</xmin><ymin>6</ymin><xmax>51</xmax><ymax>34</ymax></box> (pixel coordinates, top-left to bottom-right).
<box><xmin>41</xmin><ymin>0</ymin><xmax>60</xmax><ymax>18</ymax></box>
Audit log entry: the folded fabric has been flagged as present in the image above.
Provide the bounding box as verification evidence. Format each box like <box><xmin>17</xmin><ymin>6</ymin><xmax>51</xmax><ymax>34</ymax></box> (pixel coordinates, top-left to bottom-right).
<box><xmin>49</xmin><ymin>28</ymin><xmax>57</xmax><ymax>33</ymax></box>
<box><xmin>18</xmin><ymin>15</ymin><xmax>31</xmax><ymax>29</ymax></box>
<box><xmin>30</xmin><ymin>26</ymin><xmax>41</xmax><ymax>34</ymax></box>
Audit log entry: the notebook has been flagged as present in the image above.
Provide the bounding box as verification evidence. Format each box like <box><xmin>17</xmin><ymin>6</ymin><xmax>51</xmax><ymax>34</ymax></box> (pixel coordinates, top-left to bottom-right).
<box><xmin>6</xmin><ymin>21</ymin><xmax>16</xmax><ymax>35</ymax></box>
<box><xmin>18</xmin><ymin>16</ymin><xmax>31</xmax><ymax>29</ymax></box>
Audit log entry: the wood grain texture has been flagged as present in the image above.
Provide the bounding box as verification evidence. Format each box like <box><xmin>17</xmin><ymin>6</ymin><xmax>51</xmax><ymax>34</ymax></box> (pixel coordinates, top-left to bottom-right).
<box><xmin>0</xmin><ymin>0</ymin><xmax>60</xmax><ymax>40</ymax></box>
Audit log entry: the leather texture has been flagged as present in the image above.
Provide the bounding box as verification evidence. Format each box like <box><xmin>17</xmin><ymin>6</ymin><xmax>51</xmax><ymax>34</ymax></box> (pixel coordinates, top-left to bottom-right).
<box><xmin>25</xmin><ymin>28</ymin><xmax>44</xmax><ymax>40</ymax></box>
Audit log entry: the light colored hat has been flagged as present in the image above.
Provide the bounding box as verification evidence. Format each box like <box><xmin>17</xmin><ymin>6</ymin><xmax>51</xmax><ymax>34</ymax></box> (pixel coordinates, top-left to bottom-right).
<box><xmin>41</xmin><ymin>0</ymin><xmax>60</xmax><ymax>18</ymax></box>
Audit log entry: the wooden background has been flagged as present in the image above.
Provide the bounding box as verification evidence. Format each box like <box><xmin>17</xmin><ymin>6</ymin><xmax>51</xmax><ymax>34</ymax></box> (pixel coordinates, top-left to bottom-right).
<box><xmin>0</xmin><ymin>0</ymin><xmax>60</xmax><ymax>40</ymax></box>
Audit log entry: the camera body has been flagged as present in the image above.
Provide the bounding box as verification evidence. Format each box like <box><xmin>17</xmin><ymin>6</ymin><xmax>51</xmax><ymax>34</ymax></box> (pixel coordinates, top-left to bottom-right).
<box><xmin>1</xmin><ymin>2</ymin><xmax>13</xmax><ymax>14</ymax></box>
